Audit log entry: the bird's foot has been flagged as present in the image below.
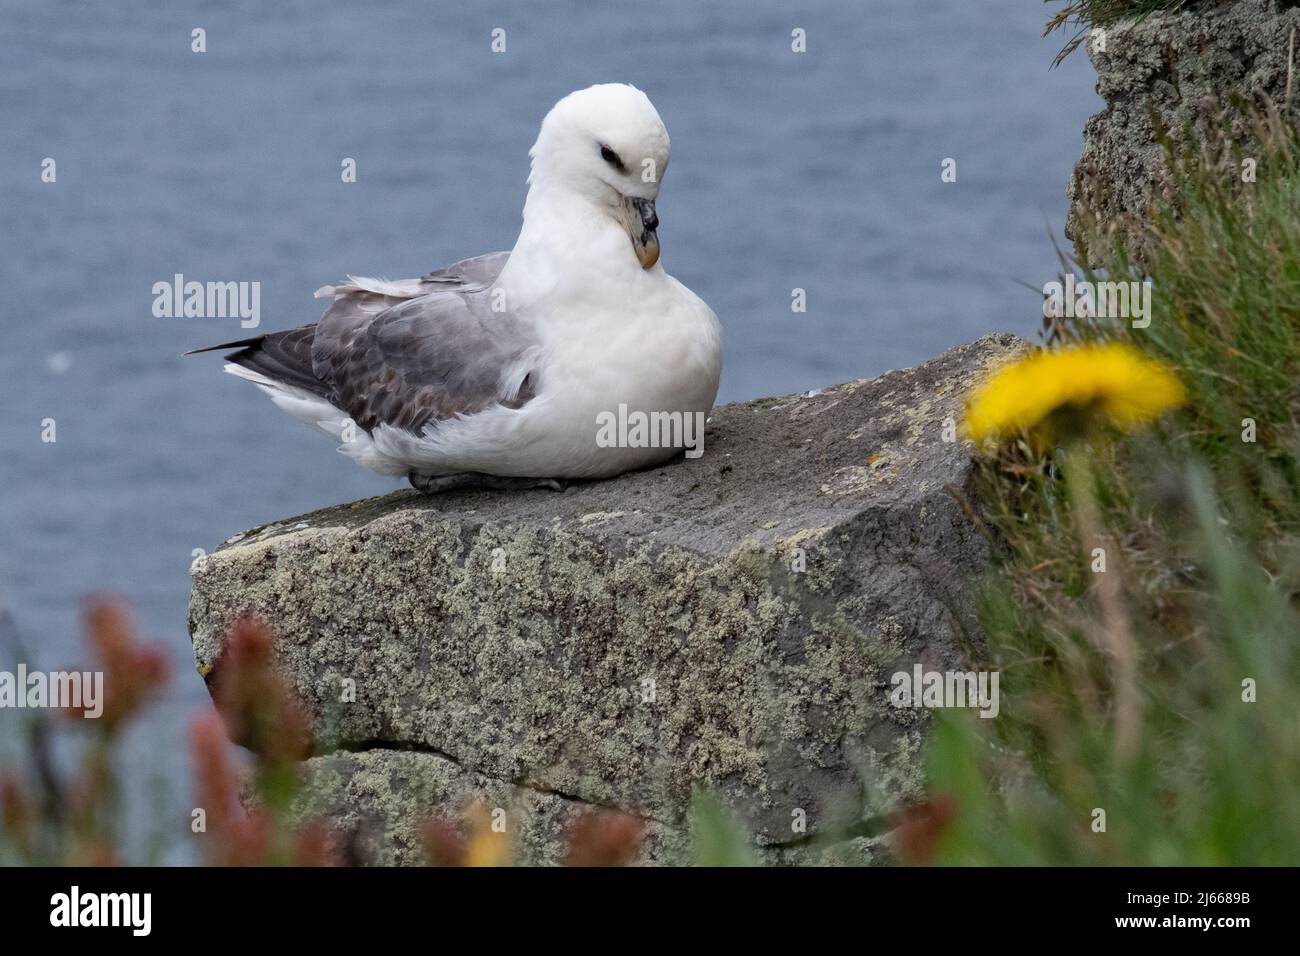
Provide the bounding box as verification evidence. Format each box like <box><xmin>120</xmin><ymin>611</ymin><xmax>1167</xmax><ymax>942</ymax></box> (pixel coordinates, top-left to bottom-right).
<box><xmin>408</xmin><ymin>471</ymin><xmax>568</xmax><ymax>495</ymax></box>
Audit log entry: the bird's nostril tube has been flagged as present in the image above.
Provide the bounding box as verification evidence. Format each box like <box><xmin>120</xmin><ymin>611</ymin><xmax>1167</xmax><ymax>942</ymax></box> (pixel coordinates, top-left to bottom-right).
<box><xmin>631</xmin><ymin>198</ymin><xmax>658</xmax><ymax>234</ymax></box>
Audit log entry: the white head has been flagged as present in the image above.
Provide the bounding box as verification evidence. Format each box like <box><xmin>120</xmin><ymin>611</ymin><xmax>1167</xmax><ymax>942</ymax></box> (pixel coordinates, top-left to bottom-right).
<box><xmin>526</xmin><ymin>83</ymin><xmax>671</xmax><ymax>269</ymax></box>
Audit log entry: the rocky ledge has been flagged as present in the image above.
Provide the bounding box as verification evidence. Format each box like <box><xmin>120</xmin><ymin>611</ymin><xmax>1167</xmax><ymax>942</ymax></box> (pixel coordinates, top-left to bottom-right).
<box><xmin>187</xmin><ymin>333</ymin><xmax>1021</xmax><ymax>865</ymax></box>
<box><xmin>1068</xmin><ymin>0</ymin><xmax>1300</xmax><ymax>267</ymax></box>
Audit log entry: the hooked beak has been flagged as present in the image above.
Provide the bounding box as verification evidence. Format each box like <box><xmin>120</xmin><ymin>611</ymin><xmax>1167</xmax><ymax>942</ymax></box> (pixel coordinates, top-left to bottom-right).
<box><xmin>621</xmin><ymin>196</ymin><xmax>660</xmax><ymax>269</ymax></box>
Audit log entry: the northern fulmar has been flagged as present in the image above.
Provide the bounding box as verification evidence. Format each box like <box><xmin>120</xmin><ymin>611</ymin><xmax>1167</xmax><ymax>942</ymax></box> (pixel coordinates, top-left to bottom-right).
<box><xmin>191</xmin><ymin>83</ymin><xmax>722</xmax><ymax>494</ymax></box>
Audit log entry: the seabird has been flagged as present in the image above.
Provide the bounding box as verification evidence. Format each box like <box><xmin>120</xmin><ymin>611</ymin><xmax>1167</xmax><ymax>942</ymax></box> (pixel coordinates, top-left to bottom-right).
<box><xmin>191</xmin><ymin>83</ymin><xmax>722</xmax><ymax>494</ymax></box>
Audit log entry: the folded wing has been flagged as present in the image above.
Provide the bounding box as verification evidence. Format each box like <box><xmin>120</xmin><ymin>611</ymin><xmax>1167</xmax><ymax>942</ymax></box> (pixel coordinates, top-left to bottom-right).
<box><xmin>199</xmin><ymin>253</ymin><xmax>540</xmax><ymax>436</ymax></box>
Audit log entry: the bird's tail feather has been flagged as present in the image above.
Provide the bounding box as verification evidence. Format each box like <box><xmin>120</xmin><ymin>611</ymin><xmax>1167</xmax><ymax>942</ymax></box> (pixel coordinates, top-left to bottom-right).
<box><xmin>190</xmin><ymin>324</ymin><xmax>329</xmax><ymax>400</ymax></box>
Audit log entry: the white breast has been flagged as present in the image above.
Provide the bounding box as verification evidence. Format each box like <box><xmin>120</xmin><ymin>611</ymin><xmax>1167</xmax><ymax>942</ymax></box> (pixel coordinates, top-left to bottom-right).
<box><xmin>361</xmin><ymin>264</ymin><xmax>721</xmax><ymax>479</ymax></box>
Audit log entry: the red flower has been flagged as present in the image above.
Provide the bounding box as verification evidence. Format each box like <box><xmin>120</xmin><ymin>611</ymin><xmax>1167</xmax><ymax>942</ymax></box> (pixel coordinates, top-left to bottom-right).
<box><xmin>292</xmin><ymin>821</ymin><xmax>341</xmax><ymax>867</ymax></box>
<box><xmin>208</xmin><ymin>615</ymin><xmax>311</xmax><ymax>766</ymax></box>
<box><xmin>892</xmin><ymin>794</ymin><xmax>959</xmax><ymax>866</ymax></box>
<box><xmin>0</xmin><ymin>774</ymin><xmax>33</xmax><ymax>858</ymax></box>
<box><xmin>565</xmin><ymin>809</ymin><xmax>645</xmax><ymax>867</ymax></box>
<box><xmin>422</xmin><ymin>816</ymin><xmax>468</xmax><ymax>867</ymax></box>
<box><xmin>189</xmin><ymin>712</ymin><xmax>240</xmax><ymax>845</ymax></box>
<box><xmin>79</xmin><ymin>597</ymin><xmax>170</xmax><ymax>728</ymax></box>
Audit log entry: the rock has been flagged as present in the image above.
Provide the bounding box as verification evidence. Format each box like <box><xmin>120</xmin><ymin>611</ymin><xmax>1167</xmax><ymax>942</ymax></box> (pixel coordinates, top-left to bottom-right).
<box><xmin>292</xmin><ymin>749</ymin><xmax>893</xmax><ymax>866</ymax></box>
<box><xmin>188</xmin><ymin>333</ymin><xmax>1021</xmax><ymax>864</ymax></box>
<box><xmin>1067</xmin><ymin>0</ymin><xmax>1300</xmax><ymax>267</ymax></box>
<box><xmin>292</xmin><ymin>749</ymin><xmax>687</xmax><ymax>866</ymax></box>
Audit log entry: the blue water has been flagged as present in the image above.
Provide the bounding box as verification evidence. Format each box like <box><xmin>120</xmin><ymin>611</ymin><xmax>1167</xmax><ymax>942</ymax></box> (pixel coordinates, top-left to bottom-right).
<box><xmin>0</xmin><ymin>0</ymin><xmax>1099</xmax><ymax>855</ymax></box>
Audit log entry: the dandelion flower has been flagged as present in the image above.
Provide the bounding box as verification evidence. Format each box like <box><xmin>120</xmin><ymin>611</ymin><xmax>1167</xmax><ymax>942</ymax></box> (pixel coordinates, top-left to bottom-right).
<box><xmin>962</xmin><ymin>343</ymin><xmax>1185</xmax><ymax>443</ymax></box>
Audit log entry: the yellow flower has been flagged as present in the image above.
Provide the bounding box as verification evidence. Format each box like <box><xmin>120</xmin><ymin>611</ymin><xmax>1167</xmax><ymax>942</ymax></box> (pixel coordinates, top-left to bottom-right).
<box><xmin>962</xmin><ymin>343</ymin><xmax>1185</xmax><ymax>443</ymax></box>
<box><xmin>462</xmin><ymin>801</ymin><xmax>511</xmax><ymax>867</ymax></box>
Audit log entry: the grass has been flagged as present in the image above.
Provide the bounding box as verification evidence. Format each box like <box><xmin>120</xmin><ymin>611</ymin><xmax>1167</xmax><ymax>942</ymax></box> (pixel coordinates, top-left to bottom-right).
<box><xmin>922</xmin><ymin>105</ymin><xmax>1300</xmax><ymax>864</ymax></box>
<box><xmin>1044</xmin><ymin>1</ymin><xmax>1197</xmax><ymax>65</ymax></box>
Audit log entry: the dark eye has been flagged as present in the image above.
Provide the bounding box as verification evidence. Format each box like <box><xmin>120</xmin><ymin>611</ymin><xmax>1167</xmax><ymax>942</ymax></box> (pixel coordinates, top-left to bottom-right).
<box><xmin>599</xmin><ymin>144</ymin><xmax>626</xmax><ymax>172</ymax></box>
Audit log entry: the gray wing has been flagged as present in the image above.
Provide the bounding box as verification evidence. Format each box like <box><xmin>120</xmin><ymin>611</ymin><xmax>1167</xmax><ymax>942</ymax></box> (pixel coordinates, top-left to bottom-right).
<box><xmin>201</xmin><ymin>252</ymin><xmax>539</xmax><ymax>434</ymax></box>
<box><xmin>312</xmin><ymin>274</ymin><xmax>538</xmax><ymax>434</ymax></box>
<box><xmin>419</xmin><ymin>251</ymin><xmax>510</xmax><ymax>291</ymax></box>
